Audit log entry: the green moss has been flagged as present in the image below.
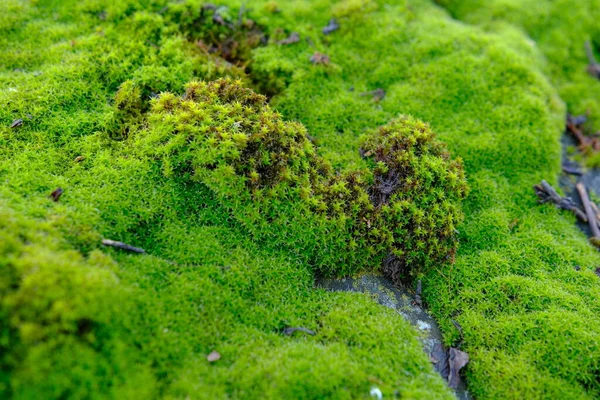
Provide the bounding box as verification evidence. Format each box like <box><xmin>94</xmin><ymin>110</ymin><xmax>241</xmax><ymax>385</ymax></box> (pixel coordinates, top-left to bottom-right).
<box><xmin>360</xmin><ymin>116</ymin><xmax>467</xmax><ymax>282</ymax></box>
<box><xmin>221</xmin><ymin>0</ymin><xmax>600</xmax><ymax>398</ymax></box>
<box><xmin>0</xmin><ymin>1</ymin><xmax>455</xmax><ymax>398</ymax></box>
<box><xmin>3</xmin><ymin>0</ymin><xmax>600</xmax><ymax>399</ymax></box>
<box><xmin>436</xmin><ymin>0</ymin><xmax>600</xmax><ymax>166</ymax></box>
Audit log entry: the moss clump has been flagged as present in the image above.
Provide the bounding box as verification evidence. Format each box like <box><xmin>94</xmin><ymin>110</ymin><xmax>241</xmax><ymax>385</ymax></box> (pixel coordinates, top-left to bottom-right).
<box><xmin>131</xmin><ymin>78</ymin><xmax>466</xmax><ymax>279</ymax></box>
<box><xmin>361</xmin><ymin>117</ymin><xmax>468</xmax><ymax>283</ymax></box>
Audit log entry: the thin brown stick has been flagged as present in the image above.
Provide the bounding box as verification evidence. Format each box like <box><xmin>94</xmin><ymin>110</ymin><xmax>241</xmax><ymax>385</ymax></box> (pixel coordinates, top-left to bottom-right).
<box><xmin>576</xmin><ymin>183</ymin><xmax>600</xmax><ymax>237</ymax></box>
<box><xmin>591</xmin><ymin>202</ymin><xmax>600</xmax><ymax>225</ymax></box>
<box><xmin>533</xmin><ymin>180</ymin><xmax>588</xmax><ymax>222</ymax></box>
<box><xmin>101</xmin><ymin>239</ymin><xmax>145</xmax><ymax>254</ymax></box>
<box><xmin>586</xmin><ymin>40</ymin><xmax>598</xmax><ymax>64</ymax></box>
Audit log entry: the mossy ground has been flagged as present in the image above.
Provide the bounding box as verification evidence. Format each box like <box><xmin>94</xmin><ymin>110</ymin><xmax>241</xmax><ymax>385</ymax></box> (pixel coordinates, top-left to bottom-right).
<box><xmin>2</xmin><ymin>0</ymin><xmax>600</xmax><ymax>399</ymax></box>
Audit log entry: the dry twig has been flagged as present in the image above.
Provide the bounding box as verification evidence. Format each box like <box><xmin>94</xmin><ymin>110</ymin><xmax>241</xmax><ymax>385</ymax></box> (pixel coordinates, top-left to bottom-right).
<box><xmin>533</xmin><ymin>180</ymin><xmax>587</xmax><ymax>222</ymax></box>
<box><xmin>282</xmin><ymin>326</ymin><xmax>316</xmax><ymax>336</ymax></box>
<box><xmin>101</xmin><ymin>239</ymin><xmax>145</xmax><ymax>253</ymax></box>
<box><xmin>586</xmin><ymin>41</ymin><xmax>600</xmax><ymax>79</ymax></box>
<box><xmin>576</xmin><ymin>182</ymin><xmax>600</xmax><ymax>238</ymax></box>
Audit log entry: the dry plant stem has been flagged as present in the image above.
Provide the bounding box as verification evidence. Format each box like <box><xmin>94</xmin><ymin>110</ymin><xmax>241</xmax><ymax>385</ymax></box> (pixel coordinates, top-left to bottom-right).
<box><xmin>591</xmin><ymin>202</ymin><xmax>600</xmax><ymax>225</ymax></box>
<box><xmin>585</xmin><ymin>41</ymin><xmax>600</xmax><ymax>79</ymax></box>
<box><xmin>576</xmin><ymin>183</ymin><xmax>600</xmax><ymax>238</ymax></box>
<box><xmin>533</xmin><ymin>180</ymin><xmax>588</xmax><ymax>222</ymax></box>
<box><xmin>101</xmin><ymin>239</ymin><xmax>146</xmax><ymax>253</ymax></box>
<box><xmin>282</xmin><ymin>327</ymin><xmax>316</xmax><ymax>336</ymax></box>
<box><xmin>567</xmin><ymin>120</ymin><xmax>592</xmax><ymax>149</ymax></box>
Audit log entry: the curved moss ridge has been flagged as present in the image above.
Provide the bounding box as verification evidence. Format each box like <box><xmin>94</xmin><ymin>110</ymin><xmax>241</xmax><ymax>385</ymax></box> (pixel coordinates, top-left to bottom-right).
<box><xmin>130</xmin><ymin>78</ymin><xmax>466</xmax><ymax>277</ymax></box>
<box><xmin>436</xmin><ymin>0</ymin><xmax>600</xmax><ymax>166</ymax></box>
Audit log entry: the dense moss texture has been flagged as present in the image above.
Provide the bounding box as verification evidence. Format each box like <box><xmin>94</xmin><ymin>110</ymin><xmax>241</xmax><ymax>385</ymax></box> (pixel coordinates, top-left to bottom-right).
<box><xmin>1</xmin><ymin>1</ymin><xmax>600</xmax><ymax>400</ymax></box>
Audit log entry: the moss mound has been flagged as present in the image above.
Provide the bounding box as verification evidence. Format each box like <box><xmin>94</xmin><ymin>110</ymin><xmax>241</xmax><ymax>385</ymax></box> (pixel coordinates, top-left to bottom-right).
<box><xmin>129</xmin><ymin>77</ymin><xmax>466</xmax><ymax>278</ymax></box>
<box><xmin>361</xmin><ymin>117</ymin><xmax>467</xmax><ymax>283</ymax></box>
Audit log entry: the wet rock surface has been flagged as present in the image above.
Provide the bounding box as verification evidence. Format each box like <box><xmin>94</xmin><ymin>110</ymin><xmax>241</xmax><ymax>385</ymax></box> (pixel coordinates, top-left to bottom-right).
<box><xmin>316</xmin><ymin>274</ymin><xmax>470</xmax><ymax>399</ymax></box>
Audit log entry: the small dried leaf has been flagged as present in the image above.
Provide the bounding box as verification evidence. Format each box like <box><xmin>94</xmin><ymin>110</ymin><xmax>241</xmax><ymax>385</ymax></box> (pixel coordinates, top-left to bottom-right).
<box><xmin>360</xmin><ymin>88</ymin><xmax>386</xmax><ymax>102</ymax></box>
<box><xmin>448</xmin><ymin>348</ymin><xmax>469</xmax><ymax>389</ymax></box>
<box><xmin>207</xmin><ymin>350</ymin><xmax>221</xmax><ymax>362</ymax></box>
<box><xmin>49</xmin><ymin>187</ymin><xmax>64</xmax><ymax>202</ymax></box>
<box><xmin>10</xmin><ymin>119</ymin><xmax>23</xmax><ymax>129</ymax></box>
<box><xmin>278</xmin><ymin>32</ymin><xmax>300</xmax><ymax>45</ymax></box>
<box><xmin>310</xmin><ymin>52</ymin><xmax>330</xmax><ymax>65</ymax></box>
<box><xmin>322</xmin><ymin>18</ymin><xmax>340</xmax><ymax>35</ymax></box>
<box><xmin>430</xmin><ymin>343</ymin><xmax>449</xmax><ymax>379</ymax></box>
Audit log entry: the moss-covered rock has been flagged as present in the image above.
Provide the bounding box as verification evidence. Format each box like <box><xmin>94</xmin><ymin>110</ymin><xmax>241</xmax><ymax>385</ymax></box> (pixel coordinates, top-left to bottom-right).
<box><xmin>4</xmin><ymin>0</ymin><xmax>600</xmax><ymax>398</ymax></box>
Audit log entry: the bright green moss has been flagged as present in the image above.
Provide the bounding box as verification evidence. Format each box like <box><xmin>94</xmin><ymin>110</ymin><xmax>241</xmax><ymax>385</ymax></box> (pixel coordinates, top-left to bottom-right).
<box><xmin>217</xmin><ymin>0</ymin><xmax>600</xmax><ymax>398</ymax></box>
<box><xmin>0</xmin><ymin>204</ymin><xmax>156</xmax><ymax>399</ymax></box>
<box><xmin>3</xmin><ymin>0</ymin><xmax>600</xmax><ymax>399</ymax></box>
<box><xmin>0</xmin><ymin>1</ymin><xmax>455</xmax><ymax>398</ymax></box>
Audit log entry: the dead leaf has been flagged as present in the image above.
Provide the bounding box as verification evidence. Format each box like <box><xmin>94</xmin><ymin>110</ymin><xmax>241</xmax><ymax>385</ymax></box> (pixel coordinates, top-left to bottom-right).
<box><xmin>49</xmin><ymin>187</ymin><xmax>63</xmax><ymax>202</ymax></box>
<box><xmin>360</xmin><ymin>88</ymin><xmax>386</xmax><ymax>102</ymax></box>
<box><xmin>430</xmin><ymin>343</ymin><xmax>449</xmax><ymax>379</ymax></box>
<box><xmin>207</xmin><ymin>350</ymin><xmax>221</xmax><ymax>362</ymax></box>
<box><xmin>322</xmin><ymin>18</ymin><xmax>340</xmax><ymax>35</ymax></box>
<box><xmin>448</xmin><ymin>348</ymin><xmax>469</xmax><ymax>389</ymax></box>
<box><xmin>278</xmin><ymin>32</ymin><xmax>300</xmax><ymax>45</ymax></box>
<box><xmin>310</xmin><ymin>52</ymin><xmax>330</xmax><ymax>65</ymax></box>
<box><xmin>10</xmin><ymin>119</ymin><xmax>23</xmax><ymax>129</ymax></box>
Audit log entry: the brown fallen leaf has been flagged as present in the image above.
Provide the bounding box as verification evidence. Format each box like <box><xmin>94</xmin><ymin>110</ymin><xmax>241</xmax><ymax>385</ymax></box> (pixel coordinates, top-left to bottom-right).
<box><xmin>322</xmin><ymin>18</ymin><xmax>340</xmax><ymax>35</ymax></box>
<box><xmin>448</xmin><ymin>348</ymin><xmax>469</xmax><ymax>389</ymax></box>
<box><xmin>49</xmin><ymin>187</ymin><xmax>64</xmax><ymax>202</ymax></box>
<box><xmin>74</xmin><ymin>155</ymin><xmax>86</xmax><ymax>162</ymax></box>
<box><xmin>207</xmin><ymin>350</ymin><xmax>221</xmax><ymax>362</ymax></box>
<box><xmin>430</xmin><ymin>342</ymin><xmax>449</xmax><ymax>379</ymax></box>
<box><xmin>430</xmin><ymin>343</ymin><xmax>469</xmax><ymax>389</ymax></box>
<box><xmin>360</xmin><ymin>88</ymin><xmax>386</xmax><ymax>102</ymax></box>
<box><xmin>278</xmin><ymin>32</ymin><xmax>300</xmax><ymax>45</ymax></box>
<box><xmin>310</xmin><ymin>52</ymin><xmax>330</xmax><ymax>65</ymax></box>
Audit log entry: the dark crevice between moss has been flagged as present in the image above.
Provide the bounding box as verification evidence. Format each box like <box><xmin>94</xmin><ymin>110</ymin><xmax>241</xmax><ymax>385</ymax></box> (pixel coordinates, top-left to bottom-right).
<box><xmin>165</xmin><ymin>3</ymin><xmax>289</xmax><ymax>98</ymax></box>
